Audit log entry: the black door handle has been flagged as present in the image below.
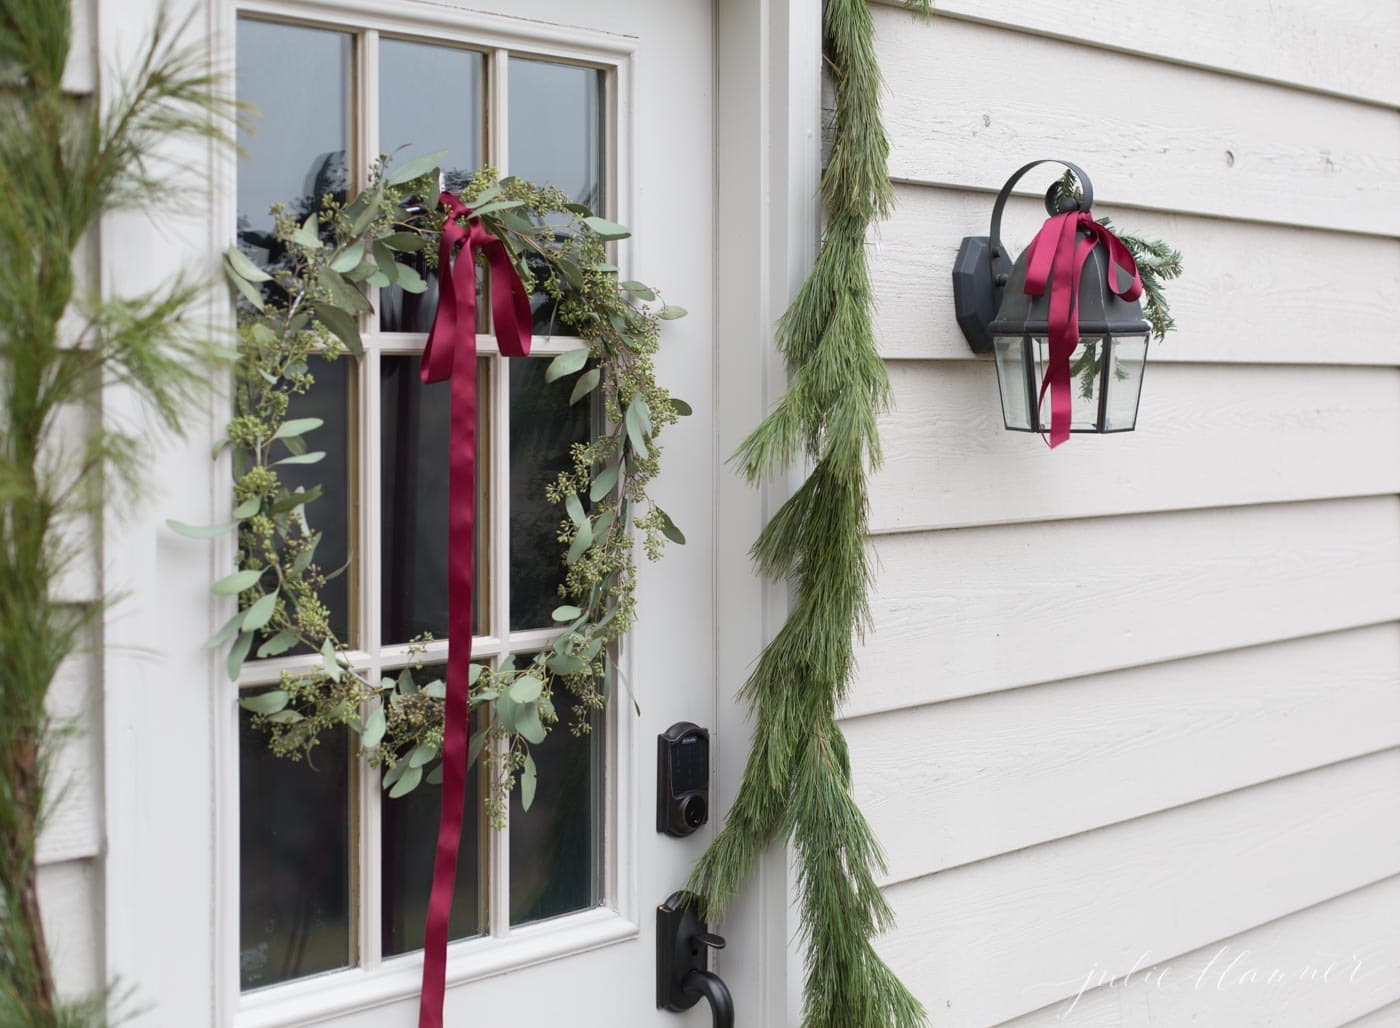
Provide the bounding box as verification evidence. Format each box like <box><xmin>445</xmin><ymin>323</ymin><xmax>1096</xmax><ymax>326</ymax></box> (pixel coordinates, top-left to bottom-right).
<box><xmin>657</xmin><ymin>891</ymin><xmax>736</xmax><ymax>1027</ymax></box>
<box><xmin>683</xmin><ymin>969</ymin><xmax>734</xmax><ymax>1028</ymax></box>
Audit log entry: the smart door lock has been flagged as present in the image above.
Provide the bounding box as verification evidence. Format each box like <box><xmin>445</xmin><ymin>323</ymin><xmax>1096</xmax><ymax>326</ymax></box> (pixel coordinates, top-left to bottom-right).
<box><xmin>657</xmin><ymin>721</ymin><xmax>709</xmax><ymax>837</ymax></box>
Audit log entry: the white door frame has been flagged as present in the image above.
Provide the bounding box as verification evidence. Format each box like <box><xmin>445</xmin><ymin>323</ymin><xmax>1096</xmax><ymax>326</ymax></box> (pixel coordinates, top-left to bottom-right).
<box><xmin>99</xmin><ymin>0</ymin><xmax>821</xmax><ymax>1023</ymax></box>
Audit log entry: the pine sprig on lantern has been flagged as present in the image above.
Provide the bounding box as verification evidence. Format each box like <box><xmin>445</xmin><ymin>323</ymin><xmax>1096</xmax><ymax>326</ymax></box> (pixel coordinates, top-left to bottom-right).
<box><xmin>685</xmin><ymin>0</ymin><xmax>927</xmax><ymax>1024</ymax></box>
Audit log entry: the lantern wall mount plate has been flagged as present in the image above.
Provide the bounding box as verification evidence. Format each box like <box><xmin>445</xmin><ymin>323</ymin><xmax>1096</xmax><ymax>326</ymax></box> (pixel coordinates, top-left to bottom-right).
<box><xmin>952</xmin><ymin>159</ymin><xmax>1152</xmax><ymax>438</ymax></box>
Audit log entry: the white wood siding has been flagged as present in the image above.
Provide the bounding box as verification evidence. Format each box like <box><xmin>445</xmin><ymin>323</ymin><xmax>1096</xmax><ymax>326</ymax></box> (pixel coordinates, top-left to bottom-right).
<box><xmin>859</xmin><ymin>2</ymin><xmax>1400</xmax><ymax>1024</ymax></box>
<box><xmin>36</xmin><ymin>0</ymin><xmax>107</xmax><ymax>1005</ymax></box>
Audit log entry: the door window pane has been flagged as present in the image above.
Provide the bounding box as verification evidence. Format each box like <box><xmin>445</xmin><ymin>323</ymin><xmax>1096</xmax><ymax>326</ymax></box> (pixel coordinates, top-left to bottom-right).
<box><xmin>509</xmin><ymin>58</ymin><xmax>605</xmax><ymax>334</ymax></box>
<box><xmin>239</xmin><ymin>711</ymin><xmax>351</xmax><ymax>990</ymax></box>
<box><xmin>509</xmin><ymin>356</ymin><xmax>593</xmax><ymax>630</ymax></box>
<box><xmin>236</xmin><ymin>19</ymin><xmax>351</xmax><ymax>270</ymax></box>
<box><xmin>379</xmin><ymin>40</ymin><xmax>485</xmax><ymax>333</ymax></box>
<box><xmin>381</xmin><ymin>356</ymin><xmax>487</xmax><ymax>642</ymax></box>
<box><xmin>381</xmin><ymin>679</ymin><xmax>484</xmax><ymax>954</ymax></box>
<box><xmin>277</xmin><ymin>357</ymin><xmax>353</xmax><ymax>645</ymax></box>
<box><xmin>509</xmin><ymin>712</ymin><xmax>601</xmax><ymax>925</ymax></box>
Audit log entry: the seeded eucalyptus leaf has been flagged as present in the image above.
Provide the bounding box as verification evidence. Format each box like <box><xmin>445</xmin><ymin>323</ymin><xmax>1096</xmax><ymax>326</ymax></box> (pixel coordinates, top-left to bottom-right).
<box><xmin>386</xmin><ymin>150</ymin><xmax>448</xmax><ymax>186</ymax></box>
<box><xmin>240</xmin><ymin>690</ymin><xmax>290</xmax><ymax>715</ymax></box>
<box><xmin>495</xmin><ymin>692</ymin><xmax>519</xmax><ymax>734</ymax></box>
<box><xmin>256</xmin><ymin>630</ymin><xmax>298</xmax><ymax>659</ymax></box>
<box><xmin>520</xmin><ymin>752</ymin><xmax>538</xmax><ymax>811</ymax></box>
<box><xmin>290</xmin><ymin>214</ymin><xmax>322</xmax><ymax>248</ymax></box>
<box><xmin>545</xmin><ymin>347</ymin><xmax>589</xmax><ymax>382</ymax></box>
<box><xmin>469</xmin><ymin>663</ymin><xmax>485</xmax><ymax>685</ymax></box>
<box><xmin>273</xmin><ymin>451</ymin><xmax>326</xmax><ymax>466</ymax></box>
<box><xmin>312</xmin><ymin>302</ymin><xmax>363</xmax><ymax>358</ymax></box>
<box><xmin>389</xmin><ymin>764</ymin><xmax>423</xmax><ymax>798</ymax></box>
<box><xmin>471</xmin><ymin>199</ymin><xmax>525</xmax><ymax>217</ymax></box>
<box><xmin>320</xmin><ymin>639</ymin><xmax>341</xmax><ymax>682</ymax></box>
<box><xmin>408</xmin><ymin>743</ymin><xmax>437</xmax><ymax>769</ymax></box>
<box><xmin>361</xmin><ymin>706</ymin><xmax>386</xmax><ymax>748</ymax></box>
<box><xmin>516</xmin><ymin>704</ymin><xmax>547</xmax><ymax>745</ymax></box>
<box><xmin>212</xmin><ymin>569</ymin><xmax>262</xmax><ymax>595</ymax></box>
<box><xmin>463</xmin><ymin>183</ymin><xmax>502</xmax><ymax>207</ymax></box>
<box><xmin>241</xmin><ymin>590</ymin><xmax>278</xmax><ymax>632</ymax></box>
<box><xmin>225</xmin><ymin>247</ymin><xmax>271</xmax><ymax>282</ymax></box>
<box><xmin>367</xmin><ymin>270</ymin><xmax>391</xmax><ymax>289</ymax></box>
<box><xmin>621</xmin><ymin>280</ymin><xmax>656</xmax><ymax>301</ymax></box>
<box><xmin>549</xmin><ymin>652</ymin><xmax>588</xmax><ymax>676</ymax></box>
<box><xmin>656</xmin><ymin>507</ymin><xmax>686</xmax><ymax>545</ymax></box>
<box><xmin>565</xmin><ymin>492</ymin><xmax>586</xmax><ymax>527</ymax></box>
<box><xmin>589</xmin><ymin>463</ymin><xmax>619</xmax><ymax>502</ymax></box>
<box><xmin>422</xmin><ymin>679</ymin><xmax>446</xmax><ymax>699</ymax></box>
<box><xmin>510</xmin><ymin>675</ymin><xmax>543</xmax><ymax>704</ymax></box>
<box><xmin>624</xmin><ymin>402</ymin><xmax>649</xmax><ymax>459</ymax></box>
<box><xmin>269</xmin><ymin>709</ymin><xmax>304</xmax><ymax>724</ymax></box>
<box><xmin>233</xmin><ymin>498</ymin><xmax>261</xmax><ymax>520</ymax></box>
<box><xmin>207</xmin><ymin>609</ymin><xmax>244</xmax><ymax>650</ymax></box>
<box><xmin>570</xmin><ymin>368</ymin><xmax>601</xmax><ymax>404</ymax></box>
<box><xmin>467</xmin><ymin>731</ymin><xmax>487</xmax><ymax>769</ymax></box>
<box><xmin>318</xmin><ymin>267</ymin><xmax>373</xmax><ymax>314</ymax></box>
<box><xmin>584</xmin><ymin>216</ymin><xmax>630</xmax><ymax>240</ymax></box>
<box><xmin>167</xmin><ymin>518</ymin><xmax>237</xmax><ymax>539</ymax></box>
<box><xmin>381</xmin><ymin>232</ymin><xmax>427</xmax><ymax>252</ymax></box>
<box><xmin>272</xmin><ymin>417</ymin><xmax>323</xmax><ymax>441</ymax></box>
<box><xmin>566</xmin><ymin>521</ymin><xmax>593</xmax><ymax>565</ymax></box>
<box><xmin>426</xmin><ymin>765</ymin><xmax>444</xmax><ymax>786</ymax></box>
<box><xmin>330</xmin><ymin>242</ymin><xmax>365</xmax><ymax>273</ymax></box>
<box><xmin>227</xmin><ymin>631</ymin><xmax>254</xmax><ymax>681</ymax></box>
<box><xmin>382</xmin><ymin>760</ymin><xmax>407</xmax><ymax>790</ymax></box>
<box><xmin>669</xmin><ymin>397</ymin><xmax>693</xmax><ymax>416</ymax></box>
<box><xmin>551</xmin><ymin>605</ymin><xmax>582</xmax><ymax>622</ymax></box>
<box><xmin>659</xmin><ymin>306</ymin><xmax>688</xmax><ymax>320</ymax></box>
<box><xmin>398</xmin><ymin>667</ymin><xmax>417</xmax><ymax>696</ymax></box>
<box><xmin>347</xmin><ymin>185</ymin><xmax>382</xmax><ymax>235</ymax></box>
<box><xmin>395</xmin><ymin>262</ymin><xmax>428</xmax><ymax>294</ymax></box>
<box><xmin>225</xmin><ymin>268</ymin><xmax>265</xmax><ymax>311</ymax></box>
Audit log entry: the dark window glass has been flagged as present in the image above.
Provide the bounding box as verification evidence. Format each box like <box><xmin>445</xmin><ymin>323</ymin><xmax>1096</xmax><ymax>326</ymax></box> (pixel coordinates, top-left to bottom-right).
<box><xmin>378</xmin><ymin>40</ymin><xmax>485</xmax><ymax>333</ymax></box>
<box><xmin>275</xmin><ymin>357</ymin><xmax>353</xmax><ymax>645</ymax></box>
<box><xmin>509</xmin><ymin>710</ymin><xmax>601</xmax><ymax>925</ymax></box>
<box><xmin>508</xmin><ymin>58</ymin><xmax>605</xmax><ymax>335</ymax></box>
<box><xmin>236</xmin><ymin>19</ymin><xmax>351</xmax><ymax>271</ymax></box>
<box><xmin>381</xmin><ymin>677</ymin><xmax>483</xmax><ymax>954</ymax></box>
<box><xmin>239</xmin><ymin>710</ymin><xmax>350</xmax><ymax>990</ymax></box>
<box><xmin>381</xmin><ymin>356</ymin><xmax>486</xmax><ymax>642</ymax></box>
<box><xmin>509</xmin><ymin>356</ymin><xmax>593</xmax><ymax>630</ymax></box>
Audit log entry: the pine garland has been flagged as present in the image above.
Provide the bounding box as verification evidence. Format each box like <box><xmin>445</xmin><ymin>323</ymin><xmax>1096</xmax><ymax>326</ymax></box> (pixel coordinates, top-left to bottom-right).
<box><xmin>686</xmin><ymin>0</ymin><xmax>928</xmax><ymax>1024</ymax></box>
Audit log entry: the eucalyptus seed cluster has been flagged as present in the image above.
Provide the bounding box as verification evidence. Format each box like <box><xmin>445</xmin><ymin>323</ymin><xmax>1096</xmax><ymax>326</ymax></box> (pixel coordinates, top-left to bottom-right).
<box><xmin>218</xmin><ymin>162</ymin><xmax>686</xmax><ymax>820</ymax></box>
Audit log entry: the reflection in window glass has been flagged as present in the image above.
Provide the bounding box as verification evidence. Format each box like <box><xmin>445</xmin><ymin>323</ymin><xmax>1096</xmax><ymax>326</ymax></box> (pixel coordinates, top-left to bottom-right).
<box><xmin>382</xmin><ymin>683</ymin><xmax>483</xmax><ymax>954</ymax></box>
<box><xmin>509</xmin><ymin>58</ymin><xmax>605</xmax><ymax>335</ymax></box>
<box><xmin>239</xmin><ymin>711</ymin><xmax>350</xmax><ymax>990</ymax></box>
<box><xmin>509</xmin><ymin>356</ymin><xmax>593</xmax><ymax>630</ymax></box>
<box><xmin>381</xmin><ymin>356</ymin><xmax>487</xmax><ymax>643</ymax></box>
<box><xmin>379</xmin><ymin>40</ymin><xmax>485</xmax><ymax>333</ymax></box>
<box><xmin>236</xmin><ymin>19</ymin><xmax>351</xmax><ymax>270</ymax></box>
<box><xmin>509</xmin><ymin>709</ymin><xmax>601</xmax><ymax>925</ymax></box>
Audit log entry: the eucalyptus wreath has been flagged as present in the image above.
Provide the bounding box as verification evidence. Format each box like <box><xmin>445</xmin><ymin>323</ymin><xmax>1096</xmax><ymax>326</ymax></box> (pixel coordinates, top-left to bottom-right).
<box><xmin>174</xmin><ymin>157</ymin><xmax>686</xmax><ymax>823</ymax></box>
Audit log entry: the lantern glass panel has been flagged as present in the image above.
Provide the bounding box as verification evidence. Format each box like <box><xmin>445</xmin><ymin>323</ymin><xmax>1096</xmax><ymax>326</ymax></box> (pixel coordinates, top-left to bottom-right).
<box><xmin>1033</xmin><ymin>337</ymin><xmax>1105</xmax><ymax>432</ymax></box>
<box><xmin>993</xmin><ymin>335</ymin><xmax>1032</xmax><ymax>430</ymax></box>
<box><xmin>1104</xmin><ymin>334</ymin><xmax>1149</xmax><ymax>431</ymax></box>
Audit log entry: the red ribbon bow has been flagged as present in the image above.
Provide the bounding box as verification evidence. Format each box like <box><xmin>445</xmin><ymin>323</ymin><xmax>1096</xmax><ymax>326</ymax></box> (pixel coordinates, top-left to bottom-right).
<box><xmin>418</xmin><ymin>191</ymin><xmax>532</xmax><ymax>1028</ymax></box>
<box><xmin>1021</xmin><ymin>210</ymin><xmax>1142</xmax><ymax>447</ymax></box>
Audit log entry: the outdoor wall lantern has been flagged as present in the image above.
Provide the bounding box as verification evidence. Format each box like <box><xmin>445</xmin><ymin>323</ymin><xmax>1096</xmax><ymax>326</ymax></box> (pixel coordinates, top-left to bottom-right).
<box><xmin>952</xmin><ymin>159</ymin><xmax>1150</xmax><ymax>447</ymax></box>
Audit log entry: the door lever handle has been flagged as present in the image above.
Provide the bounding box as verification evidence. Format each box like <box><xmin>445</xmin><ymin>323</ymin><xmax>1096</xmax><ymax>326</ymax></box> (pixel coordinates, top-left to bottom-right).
<box><xmin>657</xmin><ymin>891</ymin><xmax>736</xmax><ymax>1028</ymax></box>
<box><xmin>683</xmin><ymin>969</ymin><xmax>734</xmax><ymax>1028</ymax></box>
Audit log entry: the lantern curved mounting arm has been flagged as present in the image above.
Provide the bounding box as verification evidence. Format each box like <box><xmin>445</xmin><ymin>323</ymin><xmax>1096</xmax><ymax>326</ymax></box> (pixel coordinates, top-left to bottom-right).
<box><xmin>952</xmin><ymin>158</ymin><xmax>1094</xmax><ymax>354</ymax></box>
<box><xmin>988</xmin><ymin>158</ymin><xmax>1094</xmax><ymax>261</ymax></box>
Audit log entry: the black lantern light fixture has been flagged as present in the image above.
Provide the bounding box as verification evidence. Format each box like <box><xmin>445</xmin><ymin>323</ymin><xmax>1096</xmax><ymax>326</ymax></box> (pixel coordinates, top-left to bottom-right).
<box><xmin>952</xmin><ymin>160</ymin><xmax>1151</xmax><ymax>446</ymax></box>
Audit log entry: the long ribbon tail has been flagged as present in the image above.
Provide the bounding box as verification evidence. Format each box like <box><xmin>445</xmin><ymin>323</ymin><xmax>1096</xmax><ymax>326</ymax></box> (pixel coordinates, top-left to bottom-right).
<box><xmin>417</xmin><ymin>193</ymin><xmax>531</xmax><ymax>1028</ymax></box>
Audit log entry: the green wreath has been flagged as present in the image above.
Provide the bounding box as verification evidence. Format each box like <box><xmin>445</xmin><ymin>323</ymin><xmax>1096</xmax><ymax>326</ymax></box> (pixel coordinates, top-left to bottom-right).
<box><xmin>174</xmin><ymin>158</ymin><xmax>686</xmax><ymax>822</ymax></box>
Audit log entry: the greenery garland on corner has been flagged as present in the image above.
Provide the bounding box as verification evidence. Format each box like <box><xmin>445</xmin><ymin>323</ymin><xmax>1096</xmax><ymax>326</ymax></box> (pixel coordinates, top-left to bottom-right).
<box><xmin>185</xmin><ymin>159</ymin><xmax>687</xmax><ymax>823</ymax></box>
<box><xmin>685</xmin><ymin>4</ymin><xmax>1183</xmax><ymax>1028</ymax></box>
<box><xmin>686</xmin><ymin>1</ymin><xmax>930</xmax><ymax>1025</ymax></box>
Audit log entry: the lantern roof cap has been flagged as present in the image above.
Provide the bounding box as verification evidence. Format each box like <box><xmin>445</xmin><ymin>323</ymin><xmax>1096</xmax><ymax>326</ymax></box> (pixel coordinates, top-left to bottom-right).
<box><xmin>989</xmin><ymin>241</ymin><xmax>1150</xmax><ymax>337</ymax></box>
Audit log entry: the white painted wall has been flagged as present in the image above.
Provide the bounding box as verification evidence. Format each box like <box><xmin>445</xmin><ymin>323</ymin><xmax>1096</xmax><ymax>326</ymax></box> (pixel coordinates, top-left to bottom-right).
<box><xmin>858</xmin><ymin>1</ymin><xmax>1400</xmax><ymax>1024</ymax></box>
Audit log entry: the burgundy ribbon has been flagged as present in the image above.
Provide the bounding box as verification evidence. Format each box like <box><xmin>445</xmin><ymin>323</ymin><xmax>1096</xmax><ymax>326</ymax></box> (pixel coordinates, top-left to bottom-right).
<box><xmin>1021</xmin><ymin>210</ymin><xmax>1142</xmax><ymax>447</ymax></box>
<box><xmin>418</xmin><ymin>191</ymin><xmax>531</xmax><ymax>1028</ymax></box>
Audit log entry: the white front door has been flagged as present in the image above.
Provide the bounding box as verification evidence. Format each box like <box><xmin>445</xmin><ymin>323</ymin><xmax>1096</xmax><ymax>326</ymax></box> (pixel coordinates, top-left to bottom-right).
<box><xmin>227</xmin><ymin>2</ymin><xmax>722</xmax><ymax>1025</ymax></box>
